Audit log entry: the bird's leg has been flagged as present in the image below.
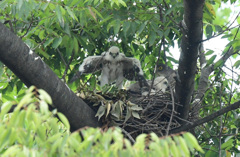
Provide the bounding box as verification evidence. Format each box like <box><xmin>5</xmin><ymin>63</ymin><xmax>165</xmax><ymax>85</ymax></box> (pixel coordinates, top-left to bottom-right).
<box><xmin>116</xmin><ymin>75</ymin><xmax>124</xmax><ymax>89</ymax></box>
<box><xmin>137</xmin><ymin>75</ymin><xmax>150</xmax><ymax>94</ymax></box>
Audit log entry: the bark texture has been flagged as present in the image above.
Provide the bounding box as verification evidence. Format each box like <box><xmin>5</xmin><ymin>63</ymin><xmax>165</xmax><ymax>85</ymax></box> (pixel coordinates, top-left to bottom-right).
<box><xmin>0</xmin><ymin>23</ymin><xmax>101</xmax><ymax>131</ymax></box>
<box><xmin>175</xmin><ymin>0</ymin><xmax>205</xmax><ymax>122</ymax></box>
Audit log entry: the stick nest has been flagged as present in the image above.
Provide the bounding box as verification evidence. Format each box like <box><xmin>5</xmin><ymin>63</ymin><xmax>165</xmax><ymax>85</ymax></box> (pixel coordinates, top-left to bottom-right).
<box><xmin>77</xmin><ymin>89</ymin><xmax>182</xmax><ymax>140</ymax></box>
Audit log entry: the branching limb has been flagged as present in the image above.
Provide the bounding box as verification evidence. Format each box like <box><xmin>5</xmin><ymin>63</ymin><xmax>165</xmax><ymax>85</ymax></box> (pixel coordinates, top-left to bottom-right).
<box><xmin>170</xmin><ymin>100</ymin><xmax>240</xmax><ymax>134</ymax></box>
<box><xmin>192</xmin><ymin>26</ymin><xmax>240</xmax><ymax>117</ymax></box>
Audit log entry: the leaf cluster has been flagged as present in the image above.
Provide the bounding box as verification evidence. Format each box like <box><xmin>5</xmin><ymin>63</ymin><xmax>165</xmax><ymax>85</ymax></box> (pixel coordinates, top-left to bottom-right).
<box><xmin>0</xmin><ymin>86</ymin><xmax>204</xmax><ymax>156</ymax></box>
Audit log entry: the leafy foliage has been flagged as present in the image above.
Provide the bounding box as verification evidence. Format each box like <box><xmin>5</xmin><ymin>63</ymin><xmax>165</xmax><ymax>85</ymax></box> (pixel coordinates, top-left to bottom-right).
<box><xmin>0</xmin><ymin>87</ymin><xmax>203</xmax><ymax>156</ymax></box>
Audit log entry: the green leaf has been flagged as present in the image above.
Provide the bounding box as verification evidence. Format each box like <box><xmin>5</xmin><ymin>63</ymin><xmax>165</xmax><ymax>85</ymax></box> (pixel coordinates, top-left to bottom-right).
<box><xmin>118</xmin><ymin>0</ymin><xmax>127</xmax><ymax>7</ymax></box>
<box><xmin>183</xmin><ymin>132</ymin><xmax>204</xmax><ymax>153</ymax></box>
<box><xmin>124</xmin><ymin>107</ymin><xmax>132</xmax><ymax>122</ymax></box>
<box><xmin>38</xmin><ymin>30</ymin><xmax>45</xmax><ymax>40</ymax></box>
<box><xmin>137</xmin><ymin>21</ymin><xmax>147</xmax><ymax>35</ymax></box>
<box><xmin>134</xmin><ymin>134</ymin><xmax>146</xmax><ymax>150</ymax></box>
<box><xmin>132</xmin><ymin>111</ymin><xmax>140</xmax><ymax>119</ymax></box>
<box><xmin>91</xmin><ymin>7</ymin><xmax>104</xmax><ymax>19</ymax></box>
<box><xmin>16</xmin><ymin>81</ymin><xmax>23</xmax><ymax>93</ymax></box>
<box><xmin>57</xmin><ymin>112</ymin><xmax>70</xmax><ymax>130</ymax></box>
<box><xmin>205</xmin><ymin>50</ymin><xmax>214</xmax><ymax>56</ymax></box>
<box><xmin>43</xmin><ymin>38</ymin><xmax>54</xmax><ymax>47</ymax></box>
<box><xmin>123</xmin><ymin>21</ymin><xmax>130</xmax><ymax>37</ymax></box>
<box><xmin>149</xmin><ymin>31</ymin><xmax>157</xmax><ymax>47</ymax></box>
<box><xmin>130</xmin><ymin>105</ymin><xmax>143</xmax><ymax>111</ymax></box>
<box><xmin>234</xmin><ymin>60</ymin><xmax>240</xmax><ymax>68</ymax></box>
<box><xmin>35</xmin><ymin>48</ymin><xmax>51</xmax><ymax>59</ymax></box>
<box><xmin>38</xmin><ymin>89</ymin><xmax>52</xmax><ymax>104</ymax></box>
<box><xmin>169</xmin><ymin>140</ymin><xmax>180</xmax><ymax>157</ymax></box>
<box><xmin>52</xmin><ymin>37</ymin><xmax>62</xmax><ymax>49</ymax></box>
<box><xmin>214</xmin><ymin>59</ymin><xmax>224</xmax><ymax>69</ymax></box>
<box><xmin>56</xmin><ymin>5</ymin><xmax>64</xmax><ymax>28</ymax></box>
<box><xmin>0</xmin><ymin>101</ymin><xmax>14</xmax><ymax>118</ymax></box>
<box><xmin>207</xmin><ymin>55</ymin><xmax>217</xmax><ymax>65</ymax></box>
<box><xmin>73</xmin><ymin>37</ymin><xmax>79</xmax><ymax>53</ymax></box>
<box><xmin>66</xmin><ymin>6</ymin><xmax>78</xmax><ymax>21</ymax></box>
<box><xmin>107</xmin><ymin>20</ymin><xmax>115</xmax><ymax>32</ymax></box>
<box><xmin>221</xmin><ymin>139</ymin><xmax>234</xmax><ymax>150</ymax></box>
<box><xmin>178</xmin><ymin>136</ymin><xmax>190</xmax><ymax>156</ymax></box>
<box><xmin>205</xmin><ymin>2</ymin><xmax>216</xmax><ymax>17</ymax></box>
<box><xmin>105</xmin><ymin>102</ymin><xmax>111</xmax><ymax>118</ymax></box>
<box><xmin>114</xmin><ymin>19</ymin><xmax>121</xmax><ymax>35</ymax></box>
<box><xmin>17</xmin><ymin>0</ymin><xmax>23</xmax><ymax>10</ymax></box>
<box><xmin>95</xmin><ymin>105</ymin><xmax>106</xmax><ymax>120</ymax></box>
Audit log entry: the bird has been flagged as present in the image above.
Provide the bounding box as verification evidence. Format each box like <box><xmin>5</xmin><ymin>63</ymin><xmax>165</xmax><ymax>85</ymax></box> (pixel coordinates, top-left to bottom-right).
<box><xmin>127</xmin><ymin>63</ymin><xmax>178</xmax><ymax>96</ymax></box>
<box><xmin>128</xmin><ymin>76</ymin><xmax>169</xmax><ymax>96</ymax></box>
<box><xmin>156</xmin><ymin>63</ymin><xmax>177</xmax><ymax>91</ymax></box>
<box><xmin>69</xmin><ymin>46</ymin><xmax>149</xmax><ymax>89</ymax></box>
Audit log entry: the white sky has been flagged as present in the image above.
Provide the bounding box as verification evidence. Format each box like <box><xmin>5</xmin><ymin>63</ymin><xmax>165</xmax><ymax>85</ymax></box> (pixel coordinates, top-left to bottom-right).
<box><xmin>170</xmin><ymin>2</ymin><xmax>240</xmax><ymax>89</ymax></box>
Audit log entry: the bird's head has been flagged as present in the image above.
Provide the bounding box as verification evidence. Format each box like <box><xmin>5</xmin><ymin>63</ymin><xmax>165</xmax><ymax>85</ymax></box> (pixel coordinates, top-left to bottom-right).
<box><xmin>108</xmin><ymin>46</ymin><xmax>120</xmax><ymax>59</ymax></box>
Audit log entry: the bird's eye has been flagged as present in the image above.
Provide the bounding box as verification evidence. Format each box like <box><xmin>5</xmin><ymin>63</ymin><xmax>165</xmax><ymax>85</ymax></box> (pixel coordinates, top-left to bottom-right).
<box><xmin>158</xmin><ymin>66</ymin><xmax>163</xmax><ymax>70</ymax></box>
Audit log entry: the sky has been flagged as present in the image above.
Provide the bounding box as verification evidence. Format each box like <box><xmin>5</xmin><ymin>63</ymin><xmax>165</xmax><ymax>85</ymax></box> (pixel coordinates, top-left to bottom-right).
<box><xmin>170</xmin><ymin>1</ymin><xmax>240</xmax><ymax>91</ymax></box>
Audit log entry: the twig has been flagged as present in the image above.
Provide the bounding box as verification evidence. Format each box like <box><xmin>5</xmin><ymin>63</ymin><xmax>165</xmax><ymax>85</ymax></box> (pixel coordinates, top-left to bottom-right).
<box><xmin>20</xmin><ymin>15</ymin><xmax>34</xmax><ymax>38</ymax></box>
<box><xmin>170</xmin><ymin>100</ymin><xmax>240</xmax><ymax>134</ymax></box>
<box><xmin>200</xmin><ymin>11</ymin><xmax>240</xmax><ymax>43</ymax></box>
<box><xmin>166</xmin><ymin>85</ymin><xmax>175</xmax><ymax>135</ymax></box>
<box><xmin>121</xmin><ymin>128</ymin><xmax>135</xmax><ymax>143</ymax></box>
<box><xmin>57</xmin><ymin>48</ymin><xmax>67</xmax><ymax>67</ymax></box>
<box><xmin>62</xmin><ymin>51</ymin><xmax>75</xmax><ymax>81</ymax></box>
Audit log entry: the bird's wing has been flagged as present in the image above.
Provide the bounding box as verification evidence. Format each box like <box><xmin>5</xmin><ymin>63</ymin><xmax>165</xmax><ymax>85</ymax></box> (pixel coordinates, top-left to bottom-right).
<box><xmin>121</xmin><ymin>56</ymin><xmax>149</xmax><ymax>88</ymax></box>
<box><xmin>69</xmin><ymin>54</ymin><xmax>105</xmax><ymax>83</ymax></box>
<box><xmin>78</xmin><ymin>55</ymin><xmax>105</xmax><ymax>74</ymax></box>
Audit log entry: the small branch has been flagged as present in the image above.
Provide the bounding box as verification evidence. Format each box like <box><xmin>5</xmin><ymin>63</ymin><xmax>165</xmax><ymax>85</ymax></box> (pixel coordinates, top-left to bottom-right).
<box><xmin>192</xmin><ymin>26</ymin><xmax>240</xmax><ymax>111</ymax></box>
<box><xmin>57</xmin><ymin>48</ymin><xmax>67</xmax><ymax>67</ymax></box>
<box><xmin>62</xmin><ymin>51</ymin><xmax>75</xmax><ymax>81</ymax></box>
<box><xmin>201</xmin><ymin>24</ymin><xmax>240</xmax><ymax>43</ymax></box>
<box><xmin>166</xmin><ymin>86</ymin><xmax>175</xmax><ymax>136</ymax></box>
<box><xmin>121</xmin><ymin>128</ymin><xmax>135</xmax><ymax>143</ymax></box>
<box><xmin>162</xmin><ymin>0</ymin><xmax>181</xmax><ymax>28</ymax></box>
<box><xmin>5</xmin><ymin>14</ymin><xmax>15</xmax><ymax>33</ymax></box>
<box><xmin>20</xmin><ymin>15</ymin><xmax>34</xmax><ymax>38</ymax></box>
<box><xmin>170</xmin><ymin>100</ymin><xmax>240</xmax><ymax>134</ymax></box>
<box><xmin>200</xmin><ymin>11</ymin><xmax>240</xmax><ymax>43</ymax></box>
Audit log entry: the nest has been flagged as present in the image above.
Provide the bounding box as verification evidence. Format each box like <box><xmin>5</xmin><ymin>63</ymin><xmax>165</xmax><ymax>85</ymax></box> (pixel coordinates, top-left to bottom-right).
<box><xmin>78</xmin><ymin>88</ymin><xmax>183</xmax><ymax>141</ymax></box>
<box><xmin>121</xmin><ymin>91</ymin><xmax>182</xmax><ymax>139</ymax></box>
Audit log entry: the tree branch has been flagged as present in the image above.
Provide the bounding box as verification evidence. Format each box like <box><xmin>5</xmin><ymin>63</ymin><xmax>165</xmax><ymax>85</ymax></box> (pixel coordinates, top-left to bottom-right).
<box><xmin>175</xmin><ymin>0</ymin><xmax>205</xmax><ymax>122</ymax></box>
<box><xmin>192</xmin><ymin>41</ymin><xmax>240</xmax><ymax>117</ymax></box>
<box><xmin>0</xmin><ymin>23</ymin><xmax>101</xmax><ymax>131</ymax></box>
<box><xmin>170</xmin><ymin>100</ymin><xmax>240</xmax><ymax>134</ymax></box>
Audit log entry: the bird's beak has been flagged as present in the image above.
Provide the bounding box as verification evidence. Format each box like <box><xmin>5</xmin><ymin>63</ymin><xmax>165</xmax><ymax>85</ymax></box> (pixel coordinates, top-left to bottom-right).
<box><xmin>112</xmin><ymin>54</ymin><xmax>117</xmax><ymax>58</ymax></box>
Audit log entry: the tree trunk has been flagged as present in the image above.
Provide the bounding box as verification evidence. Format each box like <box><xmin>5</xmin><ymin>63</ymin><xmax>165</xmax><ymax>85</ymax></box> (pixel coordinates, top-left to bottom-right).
<box><xmin>0</xmin><ymin>23</ymin><xmax>101</xmax><ymax>131</ymax></box>
<box><xmin>175</xmin><ymin>0</ymin><xmax>205</xmax><ymax>123</ymax></box>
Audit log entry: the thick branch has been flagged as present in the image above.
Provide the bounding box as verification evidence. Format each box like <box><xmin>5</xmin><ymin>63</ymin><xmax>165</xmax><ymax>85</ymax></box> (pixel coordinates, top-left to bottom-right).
<box><xmin>175</xmin><ymin>0</ymin><xmax>205</xmax><ymax>122</ymax></box>
<box><xmin>193</xmin><ymin>47</ymin><xmax>237</xmax><ymax>107</ymax></box>
<box><xmin>170</xmin><ymin>100</ymin><xmax>240</xmax><ymax>134</ymax></box>
<box><xmin>0</xmin><ymin>23</ymin><xmax>101</xmax><ymax>131</ymax></box>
